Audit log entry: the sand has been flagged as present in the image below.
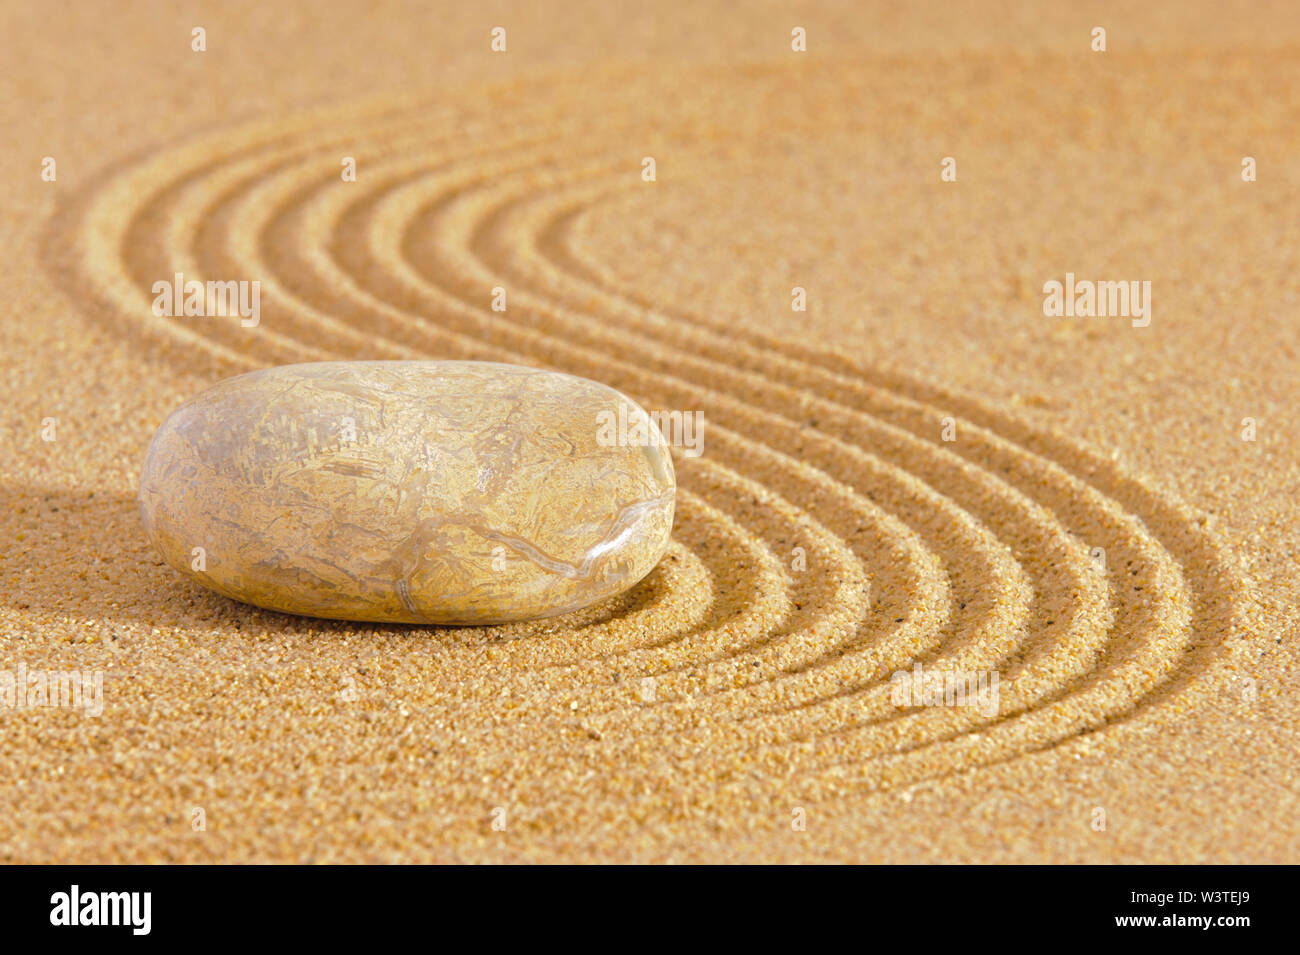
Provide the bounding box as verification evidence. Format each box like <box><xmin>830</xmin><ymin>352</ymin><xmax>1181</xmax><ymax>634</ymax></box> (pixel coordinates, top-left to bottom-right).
<box><xmin>2</xmin><ymin>0</ymin><xmax>1298</xmax><ymax>863</ymax></box>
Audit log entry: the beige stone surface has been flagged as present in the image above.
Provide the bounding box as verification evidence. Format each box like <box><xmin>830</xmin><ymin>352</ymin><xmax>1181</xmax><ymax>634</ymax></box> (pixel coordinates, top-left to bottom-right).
<box><xmin>1</xmin><ymin>0</ymin><xmax>1298</xmax><ymax>863</ymax></box>
<box><xmin>138</xmin><ymin>361</ymin><xmax>675</xmax><ymax>624</ymax></box>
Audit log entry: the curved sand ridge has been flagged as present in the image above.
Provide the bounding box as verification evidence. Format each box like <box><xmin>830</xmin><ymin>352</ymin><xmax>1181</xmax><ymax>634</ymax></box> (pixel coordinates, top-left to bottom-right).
<box><xmin>48</xmin><ymin>63</ymin><xmax>1253</xmax><ymax>804</ymax></box>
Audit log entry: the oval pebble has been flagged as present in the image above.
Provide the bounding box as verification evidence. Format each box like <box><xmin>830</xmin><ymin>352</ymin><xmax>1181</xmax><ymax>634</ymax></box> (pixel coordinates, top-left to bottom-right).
<box><xmin>138</xmin><ymin>361</ymin><xmax>676</xmax><ymax>624</ymax></box>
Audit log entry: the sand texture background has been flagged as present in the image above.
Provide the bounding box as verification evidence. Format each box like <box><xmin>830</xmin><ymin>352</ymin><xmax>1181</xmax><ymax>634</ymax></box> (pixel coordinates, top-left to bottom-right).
<box><xmin>2</xmin><ymin>0</ymin><xmax>1299</xmax><ymax>863</ymax></box>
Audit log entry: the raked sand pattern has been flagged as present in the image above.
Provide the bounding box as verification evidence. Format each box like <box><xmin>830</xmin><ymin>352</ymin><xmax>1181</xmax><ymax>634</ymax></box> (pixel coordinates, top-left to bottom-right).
<box><xmin>4</xmin><ymin>2</ymin><xmax>1300</xmax><ymax>862</ymax></box>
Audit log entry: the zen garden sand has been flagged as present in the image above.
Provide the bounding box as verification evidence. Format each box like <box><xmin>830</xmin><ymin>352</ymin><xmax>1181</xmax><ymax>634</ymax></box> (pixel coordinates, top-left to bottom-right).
<box><xmin>1</xmin><ymin>0</ymin><xmax>1297</xmax><ymax>862</ymax></box>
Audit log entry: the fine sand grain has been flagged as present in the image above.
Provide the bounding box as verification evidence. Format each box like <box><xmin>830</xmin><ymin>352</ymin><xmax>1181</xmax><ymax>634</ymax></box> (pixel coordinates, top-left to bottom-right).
<box><xmin>2</xmin><ymin>0</ymin><xmax>1298</xmax><ymax>863</ymax></box>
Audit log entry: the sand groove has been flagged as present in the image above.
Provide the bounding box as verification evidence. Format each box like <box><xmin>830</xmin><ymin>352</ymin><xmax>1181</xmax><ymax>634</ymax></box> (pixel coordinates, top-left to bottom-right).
<box><xmin>47</xmin><ymin>65</ymin><xmax>1250</xmax><ymax>798</ymax></box>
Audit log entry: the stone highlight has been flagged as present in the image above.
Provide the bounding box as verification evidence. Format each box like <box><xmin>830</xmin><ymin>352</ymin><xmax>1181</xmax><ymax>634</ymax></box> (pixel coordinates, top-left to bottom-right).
<box><xmin>138</xmin><ymin>361</ymin><xmax>676</xmax><ymax>624</ymax></box>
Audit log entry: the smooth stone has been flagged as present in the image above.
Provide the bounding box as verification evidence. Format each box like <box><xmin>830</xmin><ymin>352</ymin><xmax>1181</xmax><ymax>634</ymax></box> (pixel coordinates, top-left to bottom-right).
<box><xmin>138</xmin><ymin>361</ymin><xmax>676</xmax><ymax>624</ymax></box>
